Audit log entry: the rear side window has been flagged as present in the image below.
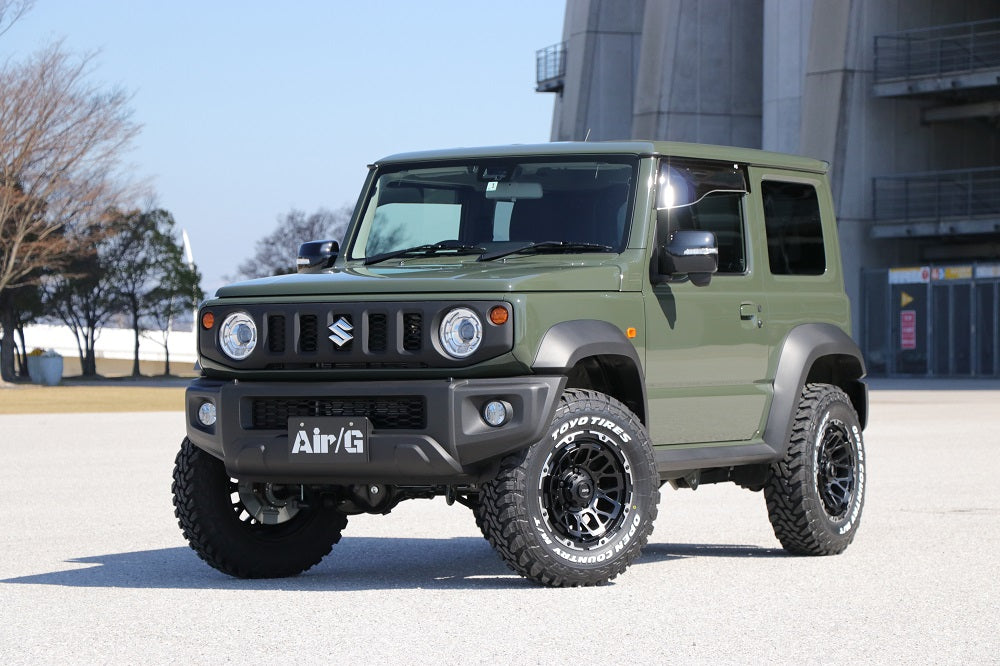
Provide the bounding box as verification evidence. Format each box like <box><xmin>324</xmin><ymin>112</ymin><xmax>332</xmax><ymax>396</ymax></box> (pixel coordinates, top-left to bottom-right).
<box><xmin>761</xmin><ymin>181</ymin><xmax>825</xmax><ymax>275</ymax></box>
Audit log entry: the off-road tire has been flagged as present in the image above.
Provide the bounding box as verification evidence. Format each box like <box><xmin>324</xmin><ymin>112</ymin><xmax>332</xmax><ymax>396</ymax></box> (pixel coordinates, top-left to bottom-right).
<box><xmin>172</xmin><ymin>437</ymin><xmax>348</xmax><ymax>578</ymax></box>
<box><xmin>764</xmin><ymin>383</ymin><xmax>866</xmax><ymax>555</ymax></box>
<box><xmin>478</xmin><ymin>389</ymin><xmax>659</xmax><ymax>587</ymax></box>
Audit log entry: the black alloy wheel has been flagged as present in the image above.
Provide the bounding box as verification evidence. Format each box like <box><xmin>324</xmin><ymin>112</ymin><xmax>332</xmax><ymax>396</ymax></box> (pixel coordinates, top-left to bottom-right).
<box><xmin>543</xmin><ymin>440</ymin><xmax>632</xmax><ymax>549</ymax></box>
<box><xmin>816</xmin><ymin>419</ymin><xmax>857</xmax><ymax>520</ymax></box>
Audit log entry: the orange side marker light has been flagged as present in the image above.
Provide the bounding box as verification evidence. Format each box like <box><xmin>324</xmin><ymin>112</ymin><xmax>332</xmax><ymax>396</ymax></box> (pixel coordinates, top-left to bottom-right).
<box><xmin>489</xmin><ymin>306</ymin><xmax>509</xmax><ymax>325</ymax></box>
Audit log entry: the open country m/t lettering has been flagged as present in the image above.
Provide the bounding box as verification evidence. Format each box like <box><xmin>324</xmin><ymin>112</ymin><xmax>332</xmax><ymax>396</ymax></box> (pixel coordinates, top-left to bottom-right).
<box><xmin>172</xmin><ymin>141</ymin><xmax>869</xmax><ymax>587</ymax></box>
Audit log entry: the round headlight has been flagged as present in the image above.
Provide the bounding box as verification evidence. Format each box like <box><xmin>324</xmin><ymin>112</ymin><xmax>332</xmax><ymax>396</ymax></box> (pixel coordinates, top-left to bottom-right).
<box><xmin>219</xmin><ymin>312</ymin><xmax>257</xmax><ymax>360</ymax></box>
<box><xmin>439</xmin><ymin>307</ymin><xmax>483</xmax><ymax>358</ymax></box>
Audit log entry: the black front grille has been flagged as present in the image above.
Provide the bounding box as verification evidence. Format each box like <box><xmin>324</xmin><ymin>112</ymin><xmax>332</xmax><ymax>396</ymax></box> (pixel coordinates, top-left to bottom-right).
<box><xmin>268</xmin><ymin>315</ymin><xmax>286</xmax><ymax>352</ymax></box>
<box><xmin>250</xmin><ymin>396</ymin><xmax>427</xmax><ymax>430</ymax></box>
<box><xmin>300</xmin><ymin>315</ymin><xmax>318</xmax><ymax>352</ymax></box>
<box><xmin>403</xmin><ymin>312</ymin><xmax>422</xmax><ymax>351</ymax></box>
<box><xmin>368</xmin><ymin>313</ymin><xmax>387</xmax><ymax>352</ymax></box>
<box><xmin>200</xmin><ymin>301</ymin><xmax>511</xmax><ymax>371</ymax></box>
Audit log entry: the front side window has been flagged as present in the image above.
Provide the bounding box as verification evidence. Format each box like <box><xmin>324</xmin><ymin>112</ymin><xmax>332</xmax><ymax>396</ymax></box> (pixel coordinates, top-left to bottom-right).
<box><xmin>350</xmin><ymin>157</ymin><xmax>637</xmax><ymax>262</ymax></box>
<box><xmin>761</xmin><ymin>180</ymin><xmax>825</xmax><ymax>275</ymax></box>
<box><xmin>656</xmin><ymin>159</ymin><xmax>749</xmax><ymax>274</ymax></box>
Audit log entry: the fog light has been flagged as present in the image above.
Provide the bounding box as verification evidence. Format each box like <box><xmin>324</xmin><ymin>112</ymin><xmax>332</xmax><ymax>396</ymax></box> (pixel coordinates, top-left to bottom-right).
<box><xmin>482</xmin><ymin>400</ymin><xmax>511</xmax><ymax>427</ymax></box>
<box><xmin>197</xmin><ymin>401</ymin><xmax>217</xmax><ymax>426</ymax></box>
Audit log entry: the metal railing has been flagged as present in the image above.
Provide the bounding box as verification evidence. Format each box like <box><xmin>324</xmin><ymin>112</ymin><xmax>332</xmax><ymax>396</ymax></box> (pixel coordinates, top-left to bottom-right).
<box><xmin>535</xmin><ymin>42</ymin><xmax>566</xmax><ymax>91</ymax></box>
<box><xmin>874</xmin><ymin>18</ymin><xmax>1000</xmax><ymax>81</ymax></box>
<box><xmin>873</xmin><ymin>167</ymin><xmax>1000</xmax><ymax>222</ymax></box>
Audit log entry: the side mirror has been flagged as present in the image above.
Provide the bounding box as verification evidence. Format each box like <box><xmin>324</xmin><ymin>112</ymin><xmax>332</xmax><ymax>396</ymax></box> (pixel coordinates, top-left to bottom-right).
<box><xmin>658</xmin><ymin>230</ymin><xmax>718</xmax><ymax>286</ymax></box>
<box><xmin>297</xmin><ymin>239</ymin><xmax>340</xmax><ymax>273</ymax></box>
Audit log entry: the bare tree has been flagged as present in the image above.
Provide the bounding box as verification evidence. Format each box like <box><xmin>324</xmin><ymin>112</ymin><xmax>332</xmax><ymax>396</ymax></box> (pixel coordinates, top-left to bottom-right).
<box><xmin>0</xmin><ymin>0</ymin><xmax>33</xmax><ymax>39</ymax></box>
<box><xmin>229</xmin><ymin>206</ymin><xmax>351</xmax><ymax>280</ymax></box>
<box><xmin>0</xmin><ymin>42</ymin><xmax>141</xmax><ymax>381</ymax></box>
<box><xmin>2</xmin><ymin>281</ymin><xmax>42</xmax><ymax>377</ymax></box>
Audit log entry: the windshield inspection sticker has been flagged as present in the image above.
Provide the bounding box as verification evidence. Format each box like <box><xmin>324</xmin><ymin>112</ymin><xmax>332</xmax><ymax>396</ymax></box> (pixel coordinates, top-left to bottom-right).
<box><xmin>486</xmin><ymin>181</ymin><xmax>498</xmax><ymax>192</ymax></box>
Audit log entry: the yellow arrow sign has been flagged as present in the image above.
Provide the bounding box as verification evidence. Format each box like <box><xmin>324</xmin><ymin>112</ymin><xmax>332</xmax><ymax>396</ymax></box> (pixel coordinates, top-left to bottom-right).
<box><xmin>901</xmin><ymin>291</ymin><xmax>914</xmax><ymax>308</ymax></box>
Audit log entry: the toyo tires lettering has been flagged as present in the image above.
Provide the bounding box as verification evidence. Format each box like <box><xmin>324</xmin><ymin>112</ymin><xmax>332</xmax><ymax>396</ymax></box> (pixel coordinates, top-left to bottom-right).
<box><xmin>551</xmin><ymin>416</ymin><xmax>632</xmax><ymax>443</ymax></box>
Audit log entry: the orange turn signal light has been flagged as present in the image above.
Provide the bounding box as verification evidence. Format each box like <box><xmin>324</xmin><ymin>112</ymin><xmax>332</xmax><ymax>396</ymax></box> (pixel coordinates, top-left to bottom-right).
<box><xmin>201</xmin><ymin>312</ymin><xmax>215</xmax><ymax>329</ymax></box>
<box><xmin>626</xmin><ymin>327</ymin><xmax>637</xmax><ymax>339</ymax></box>
<box><xmin>489</xmin><ymin>306</ymin><xmax>509</xmax><ymax>326</ymax></box>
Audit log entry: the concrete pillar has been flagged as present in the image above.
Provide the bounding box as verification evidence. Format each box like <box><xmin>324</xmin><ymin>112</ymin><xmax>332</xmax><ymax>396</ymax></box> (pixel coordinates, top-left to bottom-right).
<box><xmin>630</xmin><ymin>0</ymin><xmax>763</xmax><ymax>147</ymax></box>
<box><xmin>797</xmin><ymin>1</ymin><xmax>869</xmax><ymax>339</ymax></box>
<box><xmin>550</xmin><ymin>0</ymin><xmax>646</xmax><ymax>141</ymax></box>
<box><xmin>761</xmin><ymin>0</ymin><xmax>813</xmax><ymax>154</ymax></box>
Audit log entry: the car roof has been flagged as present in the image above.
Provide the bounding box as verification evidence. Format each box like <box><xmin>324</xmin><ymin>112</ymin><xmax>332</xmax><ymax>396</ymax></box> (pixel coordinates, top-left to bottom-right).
<box><xmin>375</xmin><ymin>140</ymin><xmax>828</xmax><ymax>174</ymax></box>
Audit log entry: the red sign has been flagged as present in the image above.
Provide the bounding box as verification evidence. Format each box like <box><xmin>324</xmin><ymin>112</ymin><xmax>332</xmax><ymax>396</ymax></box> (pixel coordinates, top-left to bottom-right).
<box><xmin>900</xmin><ymin>310</ymin><xmax>917</xmax><ymax>350</ymax></box>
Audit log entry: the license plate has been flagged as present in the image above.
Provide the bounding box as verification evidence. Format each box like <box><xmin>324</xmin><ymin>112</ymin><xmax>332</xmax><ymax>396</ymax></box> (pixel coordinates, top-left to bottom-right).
<box><xmin>287</xmin><ymin>417</ymin><xmax>371</xmax><ymax>462</ymax></box>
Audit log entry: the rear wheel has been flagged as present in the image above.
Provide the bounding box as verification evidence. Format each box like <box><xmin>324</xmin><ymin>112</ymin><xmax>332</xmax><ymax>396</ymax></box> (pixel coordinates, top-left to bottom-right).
<box><xmin>478</xmin><ymin>389</ymin><xmax>659</xmax><ymax>587</ymax></box>
<box><xmin>172</xmin><ymin>438</ymin><xmax>347</xmax><ymax>578</ymax></box>
<box><xmin>764</xmin><ymin>383</ymin><xmax>866</xmax><ymax>555</ymax></box>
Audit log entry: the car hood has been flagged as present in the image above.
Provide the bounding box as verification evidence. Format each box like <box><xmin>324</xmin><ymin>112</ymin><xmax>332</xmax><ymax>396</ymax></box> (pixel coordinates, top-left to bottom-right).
<box><xmin>214</xmin><ymin>261</ymin><xmax>624</xmax><ymax>298</ymax></box>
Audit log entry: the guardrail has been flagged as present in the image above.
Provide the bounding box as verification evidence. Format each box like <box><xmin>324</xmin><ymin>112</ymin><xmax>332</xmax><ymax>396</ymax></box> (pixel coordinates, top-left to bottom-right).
<box><xmin>535</xmin><ymin>42</ymin><xmax>566</xmax><ymax>92</ymax></box>
<box><xmin>874</xmin><ymin>18</ymin><xmax>1000</xmax><ymax>81</ymax></box>
<box><xmin>873</xmin><ymin>167</ymin><xmax>1000</xmax><ymax>222</ymax></box>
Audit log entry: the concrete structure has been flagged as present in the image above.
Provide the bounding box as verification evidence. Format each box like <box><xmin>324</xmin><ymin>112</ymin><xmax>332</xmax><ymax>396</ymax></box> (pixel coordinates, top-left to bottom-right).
<box><xmin>538</xmin><ymin>0</ymin><xmax>1000</xmax><ymax>377</ymax></box>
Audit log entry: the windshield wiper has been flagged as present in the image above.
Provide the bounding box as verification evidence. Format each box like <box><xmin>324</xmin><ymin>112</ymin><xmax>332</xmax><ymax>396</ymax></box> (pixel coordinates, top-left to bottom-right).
<box><xmin>364</xmin><ymin>240</ymin><xmax>487</xmax><ymax>266</ymax></box>
<box><xmin>478</xmin><ymin>241</ymin><xmax>613</xmax><ymax>262</ymax></box>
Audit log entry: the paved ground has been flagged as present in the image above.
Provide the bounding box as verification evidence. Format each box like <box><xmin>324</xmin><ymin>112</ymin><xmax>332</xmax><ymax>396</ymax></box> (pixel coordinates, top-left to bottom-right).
<box><xmin>1</xmin><ymin>387</ymin><xmax>998</xmax><ymax>664</ymax></box>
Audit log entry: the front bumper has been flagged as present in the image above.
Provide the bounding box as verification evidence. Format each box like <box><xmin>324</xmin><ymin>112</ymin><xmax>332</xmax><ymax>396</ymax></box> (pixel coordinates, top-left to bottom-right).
<box><xmin>185</xmin><ymin>375</ymin><xmax>565</xmax><ymax>484</ymax></box>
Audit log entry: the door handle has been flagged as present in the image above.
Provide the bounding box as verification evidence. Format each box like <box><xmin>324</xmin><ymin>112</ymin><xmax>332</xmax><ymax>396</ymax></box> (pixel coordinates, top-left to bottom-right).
<box><xmin>740</xmin><ymin>302</ymin><xmax>764</xmax><ymax>328</ymax></box>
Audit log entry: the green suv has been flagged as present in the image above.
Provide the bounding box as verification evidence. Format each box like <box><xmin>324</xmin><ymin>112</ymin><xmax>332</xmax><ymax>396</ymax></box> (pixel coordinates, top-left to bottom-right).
<box><xmin>173</xmin><ymin>141</ymin><xmax>868</xmax><ymax>587</ymax></box>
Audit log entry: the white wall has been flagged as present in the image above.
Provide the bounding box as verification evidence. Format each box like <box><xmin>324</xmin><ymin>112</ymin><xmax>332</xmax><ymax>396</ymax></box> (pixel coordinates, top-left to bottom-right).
<box><xmin>20</xmin><ymin>324</ymin><xmax>197</xmax><ymax>363</ymax></box>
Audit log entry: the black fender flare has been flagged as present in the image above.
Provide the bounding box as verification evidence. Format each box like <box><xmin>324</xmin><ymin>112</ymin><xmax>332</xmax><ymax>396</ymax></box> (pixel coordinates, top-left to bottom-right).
<box><xmin>763</xmin><ymin>323</ymin><xmax>868</xmax><ymax>456</ymax></box>
<box><xmin>532</xmin><ymin>319</ymin><xmax>648</xmax><ymax>421</ymax></box>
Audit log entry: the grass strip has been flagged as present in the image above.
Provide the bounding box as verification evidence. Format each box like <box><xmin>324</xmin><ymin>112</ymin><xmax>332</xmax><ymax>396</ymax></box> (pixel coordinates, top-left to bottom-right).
<box><xmin>0</xmin><ymin>385</ymin><xmax>185</xmax><ymax>414</ymax></box>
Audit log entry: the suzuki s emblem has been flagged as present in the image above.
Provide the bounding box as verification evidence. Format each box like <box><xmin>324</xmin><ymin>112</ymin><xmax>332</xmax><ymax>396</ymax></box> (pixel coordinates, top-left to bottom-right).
<box><xmin>328</xmin><ymin>317</ymin><xmax>354</xmax><ymax>347</ymax></box>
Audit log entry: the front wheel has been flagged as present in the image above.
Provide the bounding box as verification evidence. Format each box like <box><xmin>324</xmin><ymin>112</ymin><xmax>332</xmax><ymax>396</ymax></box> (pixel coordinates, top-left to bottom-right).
<box><xmin>172</xmin><ymin>438</ymin><xmax>348</xmax><ymax>578</ymax></box>
<box><xmin>478</xmin><ymin>389</ymin><xmax>659</xmax><ymax>587</ymax></box>
<box><xmin>764</xmin><ymin>383</ymin><xmax>867</xmax><ymax>555</ymax></box>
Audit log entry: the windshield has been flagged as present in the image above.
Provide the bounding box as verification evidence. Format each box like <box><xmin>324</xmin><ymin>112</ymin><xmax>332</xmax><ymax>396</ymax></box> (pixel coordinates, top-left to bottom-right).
<box><xmin>349</xmin><ymin>157</ymin><xmax>637</xmax><ymax>261</ymax></box>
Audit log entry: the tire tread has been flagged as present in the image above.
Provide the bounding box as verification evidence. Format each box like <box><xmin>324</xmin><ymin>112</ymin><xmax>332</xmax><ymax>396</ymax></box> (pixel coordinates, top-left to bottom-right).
<box><xmin>172</xmin><ymin>438</ymin><xmax>347</xmax><ymax>578</ymax></box>
<box><xmin>477</xmin><ymin>389</ymin><xmax>658</xmax><ymax>587</ymax></box>
<box><xmin>764</xmin><ymin>383</ymin><xmax>863</xmax><ymax>556</ymax></box>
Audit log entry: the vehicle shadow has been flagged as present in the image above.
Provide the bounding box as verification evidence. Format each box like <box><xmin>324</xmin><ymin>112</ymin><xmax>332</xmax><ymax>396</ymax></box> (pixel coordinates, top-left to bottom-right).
<box><xmin>642</xmin><ymin>543</ymin><xmax>786</xmax><ymax>559</ymax></box>
<box><xmin>0</xmin><ymin>538</ymin><xmax>782</xmax><ymax>591</ymax></box>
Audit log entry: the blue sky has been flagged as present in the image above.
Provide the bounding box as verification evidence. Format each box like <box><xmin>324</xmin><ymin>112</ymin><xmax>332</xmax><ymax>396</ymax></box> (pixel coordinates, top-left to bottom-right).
<box><xmin>1</xmin><ymin>2</ymin><xmax>564</xmax><ymax>293</ymax></box>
